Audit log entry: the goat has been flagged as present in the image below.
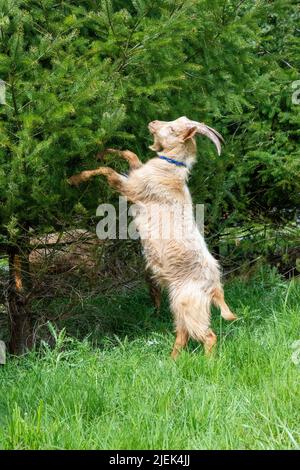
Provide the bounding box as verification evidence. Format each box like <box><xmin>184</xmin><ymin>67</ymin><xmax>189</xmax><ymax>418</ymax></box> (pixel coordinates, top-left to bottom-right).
<box><xmin>68</xmin><ymin>116</ymin><xmax>236</xmax><ymax>358</ymax></box>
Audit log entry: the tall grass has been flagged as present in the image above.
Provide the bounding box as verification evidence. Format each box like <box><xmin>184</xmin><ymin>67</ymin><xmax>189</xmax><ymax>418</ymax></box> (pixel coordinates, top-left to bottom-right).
<box><xmin>0</xmin><ymin>269</ymin><xmax>299</xmax><ymax>449</ymax></box>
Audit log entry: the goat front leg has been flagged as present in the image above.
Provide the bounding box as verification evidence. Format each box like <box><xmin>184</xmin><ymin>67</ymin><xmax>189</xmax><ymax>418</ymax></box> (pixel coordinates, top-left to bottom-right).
<box><xmin>68</xmin><ymin>167</ymin><xmax>129</xmax><ymax>195</ymax></box>
<box><xmin>68</xmin><ymin>168</ymin><xmax>106</xmax><ymax>186</ymax></box>
<box><xmin>98</xmin><ymin>148</ymin><xmax>143</xmax><ymax>170</ymax></box>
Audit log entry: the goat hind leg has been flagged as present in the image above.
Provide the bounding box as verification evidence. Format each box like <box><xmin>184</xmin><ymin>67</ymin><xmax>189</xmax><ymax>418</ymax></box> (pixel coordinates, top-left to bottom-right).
<box><xmin>144</xmin><ymin>269</ymin><xmax>161</xmax><ymax>312</ymax></box>
<box><xmin>171</xmin><ymin>327</ymin><xmax>189</xmax><ymax>359</ymax></box>
<box><xmin>204</xmin><ymin>329</ymin><xmax>217</xmax><ymax>355</ymax></box>
<box><xmin>171</xmin><ymin>293</ymin><xmax>213</xmax><ymax>357</ymax></box>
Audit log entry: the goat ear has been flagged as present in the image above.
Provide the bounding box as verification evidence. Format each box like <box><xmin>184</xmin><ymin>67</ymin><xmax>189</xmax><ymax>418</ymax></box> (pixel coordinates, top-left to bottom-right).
<box><xmin>182</xmin><ymin>126</ymin><xmax>198</xmax><ymax>141</ymax></box>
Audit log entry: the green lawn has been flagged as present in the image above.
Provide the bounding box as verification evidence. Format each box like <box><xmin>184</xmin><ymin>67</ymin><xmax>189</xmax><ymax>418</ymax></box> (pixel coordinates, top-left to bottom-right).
<box><xmin>0</xmin><ymin>269</ymin><xmax>299</xmax><ymax>450</ymax></box>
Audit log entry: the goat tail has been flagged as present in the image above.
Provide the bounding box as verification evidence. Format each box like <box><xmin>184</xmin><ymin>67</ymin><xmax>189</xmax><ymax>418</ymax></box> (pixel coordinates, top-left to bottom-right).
<box><xmin>211</xmin><ymin>286</ymin><xmax>237</xmax><ymax>321</ymax></box>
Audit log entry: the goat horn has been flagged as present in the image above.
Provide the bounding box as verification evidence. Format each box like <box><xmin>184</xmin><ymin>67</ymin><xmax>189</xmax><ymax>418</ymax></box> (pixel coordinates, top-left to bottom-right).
<box><xmin>191</xmin><ymin>121</ymin><xmax>224</xmax><ymax>155</ymax></box>
<box><xmin>204</xmin><ymin>124</ymin><xmax>224</xmax><ymax>143</ymax></box>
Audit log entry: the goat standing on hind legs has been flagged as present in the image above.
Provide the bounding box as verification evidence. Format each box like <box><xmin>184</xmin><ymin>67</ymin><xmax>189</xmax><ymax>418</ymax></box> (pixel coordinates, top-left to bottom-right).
<box><xmin>68</xmin><ymin>117</ymin><xmax>237</xmax><ymax>358</ymax></box>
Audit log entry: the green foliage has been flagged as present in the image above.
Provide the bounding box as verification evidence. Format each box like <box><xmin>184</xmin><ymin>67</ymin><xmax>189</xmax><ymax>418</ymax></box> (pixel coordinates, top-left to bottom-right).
<box><xmin>180</xmin><ymin>0</ymin><xmax>300</xmax><ymax>235</ymax></box>
<box><xmin>0</xmin><ymin>0</ymin><xmax>126</xmax><ymax>240</ymax></box>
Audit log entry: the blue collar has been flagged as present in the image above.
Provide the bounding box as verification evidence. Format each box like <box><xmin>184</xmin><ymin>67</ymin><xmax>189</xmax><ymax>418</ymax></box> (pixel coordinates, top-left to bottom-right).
<box><xmin>158</xmin><ymin>156</ymin><xmax>187</xmax><ymax>168</ymax></box>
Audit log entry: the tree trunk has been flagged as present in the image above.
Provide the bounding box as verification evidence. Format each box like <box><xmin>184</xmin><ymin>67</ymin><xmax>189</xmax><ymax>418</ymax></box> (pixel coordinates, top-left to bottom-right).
<box><xmin>7</xmin><ymin>247</ymin><xmax>34</xmax><ymax>355</ymax></box>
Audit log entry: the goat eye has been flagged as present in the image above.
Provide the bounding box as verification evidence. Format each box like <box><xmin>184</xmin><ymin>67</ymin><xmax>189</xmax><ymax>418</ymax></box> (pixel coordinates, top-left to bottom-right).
<box><xmin>170</xmin><ymin>126</ymin><xmax>175</xmax><ymax>132</ymax></box>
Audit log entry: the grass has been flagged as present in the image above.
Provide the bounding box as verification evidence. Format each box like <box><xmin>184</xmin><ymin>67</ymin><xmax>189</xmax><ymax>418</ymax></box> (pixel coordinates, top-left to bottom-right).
<box><xmin>0</xmin><ymin>268</ymin><xmax>299</xmax><ymax>450</ymax></box>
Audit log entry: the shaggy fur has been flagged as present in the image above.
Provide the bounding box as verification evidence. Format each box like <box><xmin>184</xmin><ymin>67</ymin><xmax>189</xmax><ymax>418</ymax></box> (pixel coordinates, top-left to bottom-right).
<box><xmin>69</xmin><ymin>117</ymin><xmax>236</xmax><ymax>358</ymax></box>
